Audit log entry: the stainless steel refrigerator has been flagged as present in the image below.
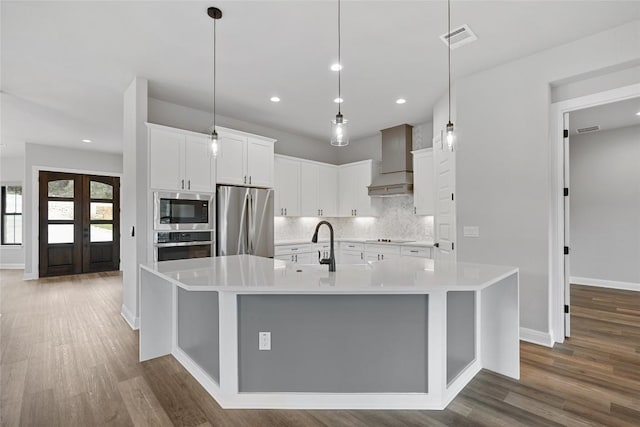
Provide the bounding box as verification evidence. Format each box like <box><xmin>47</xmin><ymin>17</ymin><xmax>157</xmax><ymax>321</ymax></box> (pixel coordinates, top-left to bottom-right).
<box><xmin>217</xmin><ymin>186</ymin><xmax>274</xmax><ymax>257</ymax></box>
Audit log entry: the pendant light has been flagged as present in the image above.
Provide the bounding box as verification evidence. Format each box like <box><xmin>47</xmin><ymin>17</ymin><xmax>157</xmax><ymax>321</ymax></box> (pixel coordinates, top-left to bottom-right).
<box><xmin>445</xmin><ymin>0</ymin><xmax>455</xmax><ymax>151</ymax></box>
<box><xmin>208</xmin><ymin>7</ymin><xmax>222</xmax><ymax>157</ymax></box>
<box><xmin>331</xmin><ymin>0</ymin><xmax>349</xmax><ymax>146</ymax></box>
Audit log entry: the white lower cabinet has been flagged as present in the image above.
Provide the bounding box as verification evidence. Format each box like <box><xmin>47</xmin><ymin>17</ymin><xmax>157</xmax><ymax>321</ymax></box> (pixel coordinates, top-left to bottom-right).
<box><xmin>275</xmin><ymin>243</ymin><xmax>314</xmax><ymax>264</ymax></box>
<box><xmin>338</xmin><ymin>242</ymin><xmax>365</xmax><ymax>264</ymax></box>
<box><xmin>365</xmin><ymin>244</ymin><xmax>401</xmax><ymax>262</ymax></box>
<box><xmin>401</xmin><ymin>246</ymin><xmax>433</xmax><ymax>258</ymax></box>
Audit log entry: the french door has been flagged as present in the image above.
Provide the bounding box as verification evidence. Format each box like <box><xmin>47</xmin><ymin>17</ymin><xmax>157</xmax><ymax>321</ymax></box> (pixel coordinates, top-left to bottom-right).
<box><xmin>39</xmin><ymin>171</ymin><xmax>120</xmax><ymax>277</ymax></box>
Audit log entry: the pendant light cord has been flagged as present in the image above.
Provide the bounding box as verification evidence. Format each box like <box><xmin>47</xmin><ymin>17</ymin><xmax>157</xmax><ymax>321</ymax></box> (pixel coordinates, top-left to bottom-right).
<box><xmin>447</xmin><ymin>0</ymin><xmax>451</xmax><ymax>123</ymax></box>
<box><xmin>337</xmin><ymin>0</ymin><xmax>342</xmax><ymax>115</ymax></box>
<box><xmin>213</xmin><ymin>16</ymin><xmax>217</xmax><ymax>130</ymax></box>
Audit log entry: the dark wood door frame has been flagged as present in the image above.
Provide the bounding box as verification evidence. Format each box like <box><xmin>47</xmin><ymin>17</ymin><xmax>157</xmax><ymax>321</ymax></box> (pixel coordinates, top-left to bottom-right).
<box><xmin>39</xmin><ymin>171</ymin><xmax>120</xmax><ymax>277</ymax></box>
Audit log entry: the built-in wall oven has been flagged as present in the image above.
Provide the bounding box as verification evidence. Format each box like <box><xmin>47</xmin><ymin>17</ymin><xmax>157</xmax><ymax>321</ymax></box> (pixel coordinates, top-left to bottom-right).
<box><xmin>153</xmin><ymin>192</ymin><xmax>215</xmax><ymax>261</ymax></box>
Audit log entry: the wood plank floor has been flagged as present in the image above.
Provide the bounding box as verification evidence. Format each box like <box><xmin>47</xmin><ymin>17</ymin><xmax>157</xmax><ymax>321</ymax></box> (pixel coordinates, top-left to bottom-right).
<box><xmin>1</xmin><ymin>270</ymin><xmax>639</xmax><ymax>426</ymax></box>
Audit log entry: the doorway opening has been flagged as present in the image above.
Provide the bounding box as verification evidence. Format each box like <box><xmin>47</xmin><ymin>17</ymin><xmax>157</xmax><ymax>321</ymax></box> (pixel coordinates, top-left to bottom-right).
<box><xmin>550</xmin><ymin>83</ymin><xmax>640</xmax><ymax>343</ymax></box>
<box><xmin>39</xmin><ymin>171</ymin><xmax>120</xmax><ymax>277</ymax></box>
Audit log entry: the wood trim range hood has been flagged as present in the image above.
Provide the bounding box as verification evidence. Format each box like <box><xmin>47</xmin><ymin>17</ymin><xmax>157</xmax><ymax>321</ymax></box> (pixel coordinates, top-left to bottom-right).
<box><xmin>368</xmin><ymin>124</ymin><xmax>413</xmax><ymax>197</ymax></box>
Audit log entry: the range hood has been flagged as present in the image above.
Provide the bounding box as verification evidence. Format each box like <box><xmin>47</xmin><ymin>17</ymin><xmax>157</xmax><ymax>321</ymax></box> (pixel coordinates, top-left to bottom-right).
<box><xmin>368</xmin><ymin>124</ymin><xmax>413</xmax><ymax>197</ymax></box>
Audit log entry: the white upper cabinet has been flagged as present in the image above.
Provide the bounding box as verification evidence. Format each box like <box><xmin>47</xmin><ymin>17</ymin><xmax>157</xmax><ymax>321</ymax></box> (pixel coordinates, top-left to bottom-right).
<box><xmin>216</xmin><ymin>129</ymin><xmax>275</xmax><ymax>188</ymax></box>
<box><xmin>318</xmin><ymin>164</ymin><xmax>338</xmax><ymax>217</ymax></box>
<box><xmin>184</xmin><ymin>135</ymin><xmax>216</xmax><ymax>192</ymax></box>
<box><xmin>338</xmin><ymin>160</ymin><xmax>379</xmax><ymax>217</ymax></box>
<box><xmin>216</xmin><ymin>131</ymin><xmax>247</xmax><ymax>186</ymax></box>
<box><xmin>148</xmin><ymin>124</ymin><xmax>214</xmax><ymax>192</ymax></box>
<box><xmin>412</xmin><ymin>148</ymin><xmax>434</xmax><ymax>215</ymax></box>
<box><xmin>300</xmin><ymin>162</ymin><xmax>319</xmax><ymax>217</ymax></box>
<box><xmin>246</xmin><ymin>137</ymin><xmax>274</xmax><ymax>187</ymax></box>
<box><xmin>274</xmin><ymin>155</ymin><xmax>300</xmax><ymax>217</ymax></box>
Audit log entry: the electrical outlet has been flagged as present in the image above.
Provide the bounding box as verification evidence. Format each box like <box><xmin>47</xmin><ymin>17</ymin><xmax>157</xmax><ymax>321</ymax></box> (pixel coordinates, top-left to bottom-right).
<box><xmin>259</xmin><ymin>332</ymin><xmax>271</xmax><ymax>351</ymax></box>
<box><xmin>463</xmin><ymin>226</ymin><xmax>480</xmax><ymax>238</ymax></box>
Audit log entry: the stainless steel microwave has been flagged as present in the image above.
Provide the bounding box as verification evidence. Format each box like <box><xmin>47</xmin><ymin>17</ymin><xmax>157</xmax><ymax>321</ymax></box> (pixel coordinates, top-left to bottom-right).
<box><xmin>153</xmin><ymin>192</ymin><xmax>214</xmax><ymax>231</ymax></box>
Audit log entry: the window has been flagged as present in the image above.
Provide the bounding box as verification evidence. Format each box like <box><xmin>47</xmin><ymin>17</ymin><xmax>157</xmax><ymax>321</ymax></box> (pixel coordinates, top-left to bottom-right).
<box><xmin>1</xmin><ymin>185</ymin><xmax>22</xmax><ymax>245</ymax></box>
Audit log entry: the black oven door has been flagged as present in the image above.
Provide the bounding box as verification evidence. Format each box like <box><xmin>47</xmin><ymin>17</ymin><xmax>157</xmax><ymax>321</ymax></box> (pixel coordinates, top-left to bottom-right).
<box><xmin>157</xmin><ymin>244</ymin><xmax>212</xmax><ymax>262</ymax></box>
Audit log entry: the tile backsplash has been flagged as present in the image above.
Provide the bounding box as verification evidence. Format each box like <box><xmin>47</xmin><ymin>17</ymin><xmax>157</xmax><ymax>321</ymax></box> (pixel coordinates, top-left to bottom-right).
<box><xmin>275</xmin><ymin>196</ymin><xmax>434</xmax><ymax>242</ymax></box>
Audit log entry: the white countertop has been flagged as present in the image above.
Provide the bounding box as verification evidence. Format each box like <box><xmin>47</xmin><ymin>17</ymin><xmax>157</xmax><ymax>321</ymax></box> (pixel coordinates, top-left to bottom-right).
<box><xmin>275</xmin><ymin>238</ymin><xmax>434</xmax><ymax>247</ymax></box>
<box><xmin>141</xmin><ymin>255</ymin><xmax>517</xmax><ymax>293</ymax></box>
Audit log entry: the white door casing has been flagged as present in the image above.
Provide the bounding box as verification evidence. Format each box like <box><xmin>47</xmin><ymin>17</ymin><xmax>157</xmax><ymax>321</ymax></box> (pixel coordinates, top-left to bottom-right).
<box><xmin>434</xmin><ymin>132</ymin><xmax>456</xmax><ymax>262</ymax></box>
<box><xmin>563</xmin><ymin>113</ymin><xmax>571</xmax><ymax>337</ymax></box>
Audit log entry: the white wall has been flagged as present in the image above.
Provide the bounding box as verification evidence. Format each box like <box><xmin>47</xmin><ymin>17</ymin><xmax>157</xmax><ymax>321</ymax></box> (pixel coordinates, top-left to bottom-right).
<box><xmin>121</xmin><ymin>77</ymin><xmax>148</xmax><ymax>328</ymax></box>
<box><xmin>23</xmin><ymin>143</ymin><xmax>123</xmax><ymax>279</ymax></box>
<box><xmin>453</xmin><ymin>20</ymin><xmax>640</xmax><ymax>335</ymax></box>
<box><xmin>0</xmin><ymin>155</ymin><xmax>25</xmax><ymax>268</ymax></box>
<box><xmin>337</xmin><ymin>122</ymin><xmax>433</xmax><ymax>164</ymax></box>
<box><xmin>569</xmin><ymin>125</ymin><xmax>640</xmax><ymax>287</ymax></box>
<box><xmin>551</xmin><ymin>63</ymin><xmax>640</xmax><ymax>103</ymax></box>
<box><xmin>148</xmin><ymin>98</ymin><xmax>339</xmax><ymax>164</ymax></box>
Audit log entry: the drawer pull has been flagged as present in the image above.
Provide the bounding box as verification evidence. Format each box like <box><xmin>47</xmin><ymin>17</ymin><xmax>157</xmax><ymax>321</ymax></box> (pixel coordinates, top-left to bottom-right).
<box><xmin>410</xmin><ymin>250</ymin><xmax>419</xmax><ymax>253</ymax></box>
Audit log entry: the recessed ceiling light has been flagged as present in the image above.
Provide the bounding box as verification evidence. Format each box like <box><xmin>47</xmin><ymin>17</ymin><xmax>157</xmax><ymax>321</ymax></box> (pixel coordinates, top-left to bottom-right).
<box><xmin>396</xmin><ymin>98</ymin><xmax>407</xmax><ymax>104</ymax></box>
<box><xmin>334</xmin><ymin>97</ymin><xmax>343</xmax><ymax>104</ymax></box>
<box><xmin>270</xmin><ymin>96</ymin><xmax>280</xmax><ymax>103</ymax></box>
<box><xmin>330</xmin><ymin>63</ymin><xmax>343</xmax><ymax>71</ymax></box>
<box><xmin>82</xmin><ymin>139</ymin><xmax>92</xmax><ymax>143</ymax></box>
<box><xmin>636</xmin><ymin>111</ymin><xmax>640</xmax><ymax>116</ymax></box>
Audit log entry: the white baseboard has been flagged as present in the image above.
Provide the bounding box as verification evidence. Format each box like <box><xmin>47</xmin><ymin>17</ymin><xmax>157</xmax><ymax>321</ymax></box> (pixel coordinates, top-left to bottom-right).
<box><xmin>0</xmin><ymin>264</ymin><xmax>24</xmax><ymax>269</ymax></box>
<box><xmin>121</xmin><ymin>304</ymin><xmax>139</xmax><ymax>330</ymax></box>
<box><xmin>520</xmin><ymin>327</ymin><xmax>553</xmax><ymax>347</ymax></box>
<box><xmin>570</xmin><ymin>276</ymin><xmax>640</xmax><ymax>292</ymax></box>
<box><xmin>23</xmin><ymin>271</ymin><xmax>37</xmax><ymax>280</ymax></box>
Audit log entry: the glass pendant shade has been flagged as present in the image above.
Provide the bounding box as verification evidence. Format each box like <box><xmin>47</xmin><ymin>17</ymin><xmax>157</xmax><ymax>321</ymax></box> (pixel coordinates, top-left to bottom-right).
<box><xmin>331</xmin><ymin>113</ymin><xmax>349</xmax><ymax>146</ymax></box>
<box><xmin>211</xmin><ymin>129</ymin><xmax>219</xmax><ymax>157</ymax></box>
<box><xmin>446</xmin><ymin>121</ymin><xmax>455</xmax><ymax>151</ymax></box>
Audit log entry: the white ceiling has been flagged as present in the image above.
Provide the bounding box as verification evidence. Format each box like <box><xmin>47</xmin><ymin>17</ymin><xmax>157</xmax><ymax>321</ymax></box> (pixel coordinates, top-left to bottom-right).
<box><xmin>570</xmin><ymin>97</ymin><xmax>640</xmax><ymax>135</ymax></box>
<box><xmin>2</xmin><ymin>1</ymin><xmax>640</xmax><ymax>158</ymax></box>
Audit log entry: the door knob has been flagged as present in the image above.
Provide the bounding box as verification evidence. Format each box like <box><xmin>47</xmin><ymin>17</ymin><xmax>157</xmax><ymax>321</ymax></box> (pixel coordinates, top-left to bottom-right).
<box><xmin>434</xmin><ymin>243</ymin><xmax>440</xmax><ymax>248</ymax></box>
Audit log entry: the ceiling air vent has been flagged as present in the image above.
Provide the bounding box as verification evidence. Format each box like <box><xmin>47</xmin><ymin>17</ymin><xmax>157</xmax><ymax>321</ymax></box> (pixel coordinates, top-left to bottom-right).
<box><xmin>439</xmin><ymin>24</ymin><xmax>477</xmax><ymax>49</ymax></box>
<box><xmin>576</xmin><ymin>125</ymin><xmax>600</xmax><ymax>134</ymax></box>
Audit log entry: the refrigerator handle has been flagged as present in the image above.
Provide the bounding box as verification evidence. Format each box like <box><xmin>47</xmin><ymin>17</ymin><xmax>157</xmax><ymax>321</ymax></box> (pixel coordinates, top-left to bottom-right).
<box><xmin>237</xmin><ymin>189</ymin><xmax>250</xmax><ymax>254</ymax></box>
<box><xmin>247</xmin><ymin>192</ymin><xmax>254</xmax><ymax>254</ymax></box>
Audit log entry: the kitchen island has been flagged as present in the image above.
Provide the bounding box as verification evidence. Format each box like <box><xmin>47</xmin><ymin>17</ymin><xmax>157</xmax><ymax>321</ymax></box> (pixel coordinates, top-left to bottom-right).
<box><xmin>140</xmin><ymin>255</ymin><xmax>519</xmax><ymax>410</ymax></box>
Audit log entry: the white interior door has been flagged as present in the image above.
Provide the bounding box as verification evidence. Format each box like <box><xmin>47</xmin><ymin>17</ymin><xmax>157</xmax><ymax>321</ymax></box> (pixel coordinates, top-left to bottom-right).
<box><xmin>434</xmin><ymin>133</ymin><xmax>456</xmax><ymax>262</ymax></box>
<box><xmin>563</xmin><ymin>113</ymin><xmax>571</xmax><ymax>337</ymax></box>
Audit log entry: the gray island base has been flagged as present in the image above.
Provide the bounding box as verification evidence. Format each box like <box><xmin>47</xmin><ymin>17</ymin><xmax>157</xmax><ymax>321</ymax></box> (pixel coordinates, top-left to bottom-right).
<box><xmin>140</xmin><ymin>255</ymin><xmax>519</xmax><ymax>410</ymax></box>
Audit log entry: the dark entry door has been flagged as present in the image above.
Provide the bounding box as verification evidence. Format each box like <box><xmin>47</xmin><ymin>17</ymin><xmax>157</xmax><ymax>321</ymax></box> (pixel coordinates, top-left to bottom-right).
<box><xmin>39</xmin><ymin>171</ymin><xmax>120</xmax><ymax>277</ymax></box>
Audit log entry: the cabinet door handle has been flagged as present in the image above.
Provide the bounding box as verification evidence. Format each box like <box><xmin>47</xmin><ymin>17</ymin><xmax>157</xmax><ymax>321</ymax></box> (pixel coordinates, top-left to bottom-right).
<box><xmin>188</xmin><ymin>180</ymin><xmax>191</xmax><ymax>190</ymax></box>
<box><xmin>377</xmin><ymin>254</ymin><xmax>380</xmax><ymax>261</ymax></box>
<box><xmin>354</xmin><ymin>209</ymin><xmax>357</xmax><ymax>216</ymax></box>
<box><xmin>280</xmin><ymin>208</ymin><xmax>283</xmax><ymax>215</ymax></box>
<box><xmin>381</xmin><ymin>254</ymin><xmax>384</xmax><ymax>260</ymax></box>
<box><xmin>244</xmin><ymin>176</ymin><xmax>247</xmax><ymax>184</ymax></box>
<box><xmin>360</xmin><ymin>252</ymin><xmax>363</xmax><ymax>260</ymax></box>
<box><xmin>414</xmin><ymin>206</ymin><xmax>416</xmax><ymax>214</ymax></box>
<box><xmin>321</xmin><ymin>209</ymin><xmax>323</xmax><ymax>216</ymax></box>
<box><xmin>291</xmin><ymin>255</ymin><xmax>294</xmax><ymax>262</ymax></box>
<box><xmin>285</xmin><ymin>208</ymin><xmax>287</xmax><ymax>215</ymax></box>
<box><xmin>181</xmin><ymin>179</ymin><xmax>184</xmax><ymax>189</ymax></box>
<box><xmin>295</xmin><ymin>254</ymin><xmax>298</xmax><ymax>262</ymax></box>
<box><xmin>249</xmin><ymin>176</ymin><xmax>252</xmax><ymax>184</ymax></box>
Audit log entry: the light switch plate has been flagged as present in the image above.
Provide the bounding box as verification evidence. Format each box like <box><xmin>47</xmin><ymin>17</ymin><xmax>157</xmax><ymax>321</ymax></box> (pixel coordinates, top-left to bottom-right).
<box><xmin>463</xmin><ymin>226</ymin><xmax>480</xmax><ymax>238</ymax></box>
<box><xmin>259</xmin><ymin>332</ymin><xmax>271</xmax><ymax>351</ymax></box>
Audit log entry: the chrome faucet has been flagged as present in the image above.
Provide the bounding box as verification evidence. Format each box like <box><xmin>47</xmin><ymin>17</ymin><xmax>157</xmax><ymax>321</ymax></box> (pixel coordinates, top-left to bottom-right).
<box><xmin>311</xmin><ymin>221</ymin><xmax>336</xmax><ymax>272</ymax></box>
